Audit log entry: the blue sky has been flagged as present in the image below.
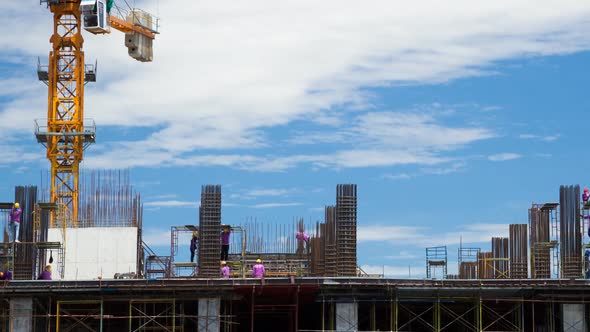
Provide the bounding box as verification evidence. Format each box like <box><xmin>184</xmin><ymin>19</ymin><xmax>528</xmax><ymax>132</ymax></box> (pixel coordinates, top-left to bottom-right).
<box><xmin>1</xmin><ymin>0</ymin><xmax>590</xmax><ymax>277</ymax></box>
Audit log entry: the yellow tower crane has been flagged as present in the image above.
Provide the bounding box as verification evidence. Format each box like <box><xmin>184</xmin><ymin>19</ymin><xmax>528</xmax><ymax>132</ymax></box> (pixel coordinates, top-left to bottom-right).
<box><xmin>36</xmin><ymin>0</ymin><xmax>158</xmax><ymax>227</ymax></box>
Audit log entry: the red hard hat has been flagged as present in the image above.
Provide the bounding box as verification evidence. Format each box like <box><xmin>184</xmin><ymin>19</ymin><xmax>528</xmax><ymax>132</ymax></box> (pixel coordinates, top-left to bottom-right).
<box><xmin>585</xmin><ymin>188</ymin><xmax>589</xmax><ymax>192</ymax></box>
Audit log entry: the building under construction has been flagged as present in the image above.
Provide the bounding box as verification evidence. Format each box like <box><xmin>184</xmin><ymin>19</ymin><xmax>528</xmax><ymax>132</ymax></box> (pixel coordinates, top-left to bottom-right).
<box><xmin>1</xmin><ymin>180</ymin><xmax>590</xmax><ymax>331</ymax></box>
<box><xmin>10</xmin><ymin>1</ymin><xmax>589</xmax><ymax>331</ymax></box>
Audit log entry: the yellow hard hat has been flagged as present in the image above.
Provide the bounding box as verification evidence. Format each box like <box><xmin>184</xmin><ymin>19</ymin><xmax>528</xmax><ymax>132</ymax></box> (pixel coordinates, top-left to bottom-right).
<box><xmin>220</xmin><ymin>261</ymin><xmax>226</xmax><ymax>265</ymax></box>
<box><xmin>193</xmin><ymin>231</ymin><xmax>198</xmax><ymax>237</ymax></box>
<box><xmin>46</xmin><ymin>265</ymin><xmax>52</xmax><ymax>271</ymax></box>
<box><xmin>14</xmin><ymin>203</ymin><xmax>19</xmax><ymax>208</ymax></box>
<box><xmin>256</xmin><ymin>259</ymin><xmax>262</xmax><ymax>263</ymax></box>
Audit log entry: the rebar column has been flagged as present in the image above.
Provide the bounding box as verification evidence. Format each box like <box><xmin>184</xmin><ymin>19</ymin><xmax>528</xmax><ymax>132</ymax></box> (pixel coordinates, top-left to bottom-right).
<box><xmin>336</xmin><ymin>184</ymin><xmax>357</xmax><ymax>277</ymax></box>
<box><xmin>324</xmin><ymin>206</ymin><xmax>337</xmax><ymax>277</ymax></box>
<box><xmin>198</xmin><ymin>185</ymin><xmax>222</xmax><ymax>278</ymax></box>
<box><xmin>509</xmin><ymin>224</ymin><xmax>528</xmax><ymax>278</ymax></box>
<box><xmin>492</xmin><ymin>237</ymin><xmax>509</xmax><ymax>278</ymax></box>
<box><xmin>529</xmin><ymin>204</ymin><xmax>551</xmax><ymax>278</ymax></box>
<box><xmin>560</xmin><ymin>185</ymin><xmax>582</xmax><ymax>278</ymax></box>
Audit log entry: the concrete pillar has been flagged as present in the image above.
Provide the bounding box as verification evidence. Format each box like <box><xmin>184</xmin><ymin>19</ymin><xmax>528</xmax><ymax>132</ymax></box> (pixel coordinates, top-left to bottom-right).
<box><xmin>336</xmin><ymin>302</ymin><xmax>358</xmax><ymax>332</ymax></box>
<box><xmin>10</xmin><ymin>298</ymin><xmax>32</xmax><ymax>332</ymax></box>
<box><xmin>198</xmin><ymin>298</ymin><xmax>220</xmax><ymax>332</ymax></box>
<box><xmin>562</xmin><ymin>303</ymin><xmax>586</xmax><ymax>332</ymax></box>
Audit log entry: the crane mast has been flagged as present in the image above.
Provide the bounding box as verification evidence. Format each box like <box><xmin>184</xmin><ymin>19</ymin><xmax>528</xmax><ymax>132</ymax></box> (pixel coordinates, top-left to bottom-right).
<box><xmin>37</xmin><ymin>0</ymin><xmax>156</xmax><ymax>228</ymax></box>
<box><xmin>37</xmin><ymin>1</ymin><xmax>94</xmax><ymax>228</ymax></box>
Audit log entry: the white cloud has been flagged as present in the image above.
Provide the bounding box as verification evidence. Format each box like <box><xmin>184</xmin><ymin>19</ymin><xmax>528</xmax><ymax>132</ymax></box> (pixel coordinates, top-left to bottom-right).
<box><xmin>1</xmin><ymin>0</ymin><xmax>590</xmax><ymax>169</ymax></box>
<box><xmin>358</xmin><ymin>225</ymin><xmax>427</xmax><ymax>242</ymax></box>
<box><xmin>382</xmin><ymin>161</ymin><xmax>466</xmax><ymax>181</ymax></box>
<box><xmin>384</xmin><ymin>250</ymin><xmax>421</xmax><ymax>260</ymax></box>
<box><xmin>148</xmin><ymin>194</ymin><xmax>177</xmax><ymax>200</ymax></box>
<box><xmin>354</xmin><ymin>112</ymin><xmax>494</xmax><ymax>150</ymax></box>
<box><xmin>141</xmin><ymin>228</ymin><xmax>171</xmax><ymax>247</ymax></box>
<box><xmin>0</xmin><ymin>143</ymin><xmax>44</xmax><ymax>168</ymax></box>
<box><xmin>542</xmin><ymin>134</ymin><xmax>560</xmax><ymax>142</ymax></box>
<box><xmin>420</xmin><ymin>162</ymin><xmax>466</xmax><ymax>175</ymax></box>
<box><xmin>383</xmin><ymin>173</ymin><xmax>413</xmax><ymax>180</ymax></box>
<box><xmin>144</xmin><ymin>200</ymin><xmax>197</xmax><ymax>208</ymax></box>
<box><xmin>535</xmin><ymin>153</ymin><xmax>552</xmax><ymax>158</ymax></box>
<box><xmin>250</xmin><ymin>202</ymin><xmax>302</xmax><ymax>208</ymax></box>
<box><xmin>233</xmin><ymin>188</ymin><xmax>295</xmax><ymax>199</ymax></box>
<box><xmin>488</xmin><ymin>153</ymin><xmax>522</xmax><ymax>161</ymax></box>
<box><xmin>360</xmin><ymin>264</ymin><xmax>422</xmax><ymax>278</ymax></box>
<box><xmin>287</xmin><ymin>132</ymin><xmax>349</xmax><ymax>145</ymax></box>
<box><xmin>519</xmin><ymin>133</ymin><xmax>560</xmax><ymax>142</ymax></box>
<box><xmin>434</xmin><ymin>223</ymin><xmax>511</xmax><ymax>247</ymax></box>
<box><xmin>358</xmin><ymin>223</ymin><xmax>510</xmax><ymax>247</ymax></box>
<box><xmin>248</xmin><ymin>189</ymin><xmax>291</xmax><ymax>197</ymax></box>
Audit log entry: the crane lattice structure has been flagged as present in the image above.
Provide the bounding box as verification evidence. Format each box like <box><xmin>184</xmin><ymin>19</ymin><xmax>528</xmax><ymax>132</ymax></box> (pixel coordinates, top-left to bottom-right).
<box><xmin>36</xmin><ymin>0</ymin><xmax>158</xmax><ymax>228</ymax></box>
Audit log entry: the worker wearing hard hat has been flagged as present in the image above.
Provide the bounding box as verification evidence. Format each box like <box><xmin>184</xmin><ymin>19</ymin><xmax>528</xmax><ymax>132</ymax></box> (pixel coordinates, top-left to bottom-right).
<box><xmin>190</xmin><ymin>231</ymin><xmax>199</xmax><ymax>263</ymax></box>
<box><xmin>296</xmin><ymin>230</ymin><xmax>310</xmax><ymax>256</ymax></box>
<box><xmin>252</xmin><ymin>259</ymin><xmax>265</xmax><ymax>278</ymax></box>
<box><xmin>220</xmin><ymin>261</ymin><xmax>230</xmax><ymax>279</ymax></box>
<box><xmin>9</xmin><ymin>203</ymin><xmax>22</xmax><ymax>243</ymax></box>
<box><xmin>38</xmin><ymin>265</ymin><xmax>52</xmax><ymax>280</ymax></box>
<box><xmin>220</xmin><ymin>226</ymin><xmax>232</xmax><ymax>261</ymax></box>
<box><xmin>1</xmin><ymin>263</ymin><xmax>12</xmax><ymax>281</ymax></box>
<box><xmin>584</xmin><ymin>188</ymin><xmax>590</xmax><ymax>204</ymax></box>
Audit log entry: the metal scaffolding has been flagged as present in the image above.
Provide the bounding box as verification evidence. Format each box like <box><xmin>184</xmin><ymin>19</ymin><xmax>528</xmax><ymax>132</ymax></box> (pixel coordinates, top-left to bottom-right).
<box><xmin>426</xmin><ymin>246</ymin><xmax>447</xmax><ymax>279</ymax></box>
<box><xmin>491</xmin><ymin>237</ymin><xmax>509</xmax><ymax>279</ymax></box>
<box><xmin>529</xmin><ymin>203</ymin><xmax>559</xmax><ymax>279</ymax></box>
<box><xmin>170</xmin><ymin>225</ymin><xmax>198</xmax><ymax>277</ymax></box>
<box><xmin>458</xmin><ymin>245</ymin><xmax>480</xmax><ymax>279</ymax></box>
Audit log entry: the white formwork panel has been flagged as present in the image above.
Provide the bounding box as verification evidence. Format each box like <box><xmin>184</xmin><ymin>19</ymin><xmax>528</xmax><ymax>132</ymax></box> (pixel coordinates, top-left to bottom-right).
<box><xmin>47</xmin><ymin>227</ymin><xmax>138</xmax><ymax>280</ymax></box>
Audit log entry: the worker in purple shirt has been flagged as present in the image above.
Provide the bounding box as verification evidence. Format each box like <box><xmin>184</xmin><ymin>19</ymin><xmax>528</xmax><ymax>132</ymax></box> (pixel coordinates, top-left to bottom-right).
<box><xmin>38</xmin><ymin>265</ymin><xmax>52</xmax><ymax>280</ymax></box>
<box><xmin>220</xmin><ymin>226</ymin><xmax>231</xmax><ymax>261</ymax></box>
<box><xmin>584</xmin><ymin>188</ymin><xmax>590</xmax><ymax>204</ymax></box>
<box><xmin>2</xmin><ymin>268</ymin><xmax>12</xmax><ymax>281</ymax></box>
<box><xmin>252</xmin><ymin>259</ymin><xmax>265</xmax><ymax>278</ymax></box>
<box><xmin>190</xmin><ymin>231</ymin><xmax>199</xmax><ymax>263</ymax></box>
<box><xmin>9</xmin><ymin>202</ymin><xmax>22</xmax><ymax>243</ymax></box>
<box><xmin>296</xmin><ymin>231</ymin><xmax>310</xmax><ymax>256</ymax></box>
<box><xmin>220</xmin><ymin>261</ymin><xmax>230</xmax><ymax>278</ymax></box>
<box><xmin>0</xmin><ymin>263</ymin><xmax>11</xmax><ymax>281</ymax></box>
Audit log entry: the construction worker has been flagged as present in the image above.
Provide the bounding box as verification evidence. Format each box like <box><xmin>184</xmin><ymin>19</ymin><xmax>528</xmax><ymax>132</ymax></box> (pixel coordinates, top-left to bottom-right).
<box><xmin>2</xmin><ymin>265</ymin><xmax>12</xmax><ymax>281</ymax></box>
<box><xmin>190</xmin><ymin>231</ymin><xmax>199</xmax><ymax>263</ymax></box>
<box><xmin>1</xmin><ymin>263</ymin><xmax>12</xmax><ymax>281</ymax></box>
<box><xmin>9</xmin><ymin>202</ymin><xmax>22</xmax><ymax>243</ymax></box>
<box><xmin>220</xmin><ymin>261</ymin><xmax>230</xmax><ymax>278</ymax></box>
<box><xmin>38</xmin><ymin>265</ymin><xmax>52</xmax><ymax>280</ymax></box>
<box><xmin>220</xmin><ymin>226</ymin><xmax>231</xmax><ymax>261</ymax></box>
<box><xmin>584</xmin><ymin>188</ymin><xmax>590</xmax><ymax>204</ymax></box>
<box><xmin>296</xmin><ymin>230</ymin><xmax>310</xmax><ymax>256</ymax></box>
<box><xmin>252</xmin><ymin>259</ymin><xmax>265</xmax><ymax>278</ymax></box>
